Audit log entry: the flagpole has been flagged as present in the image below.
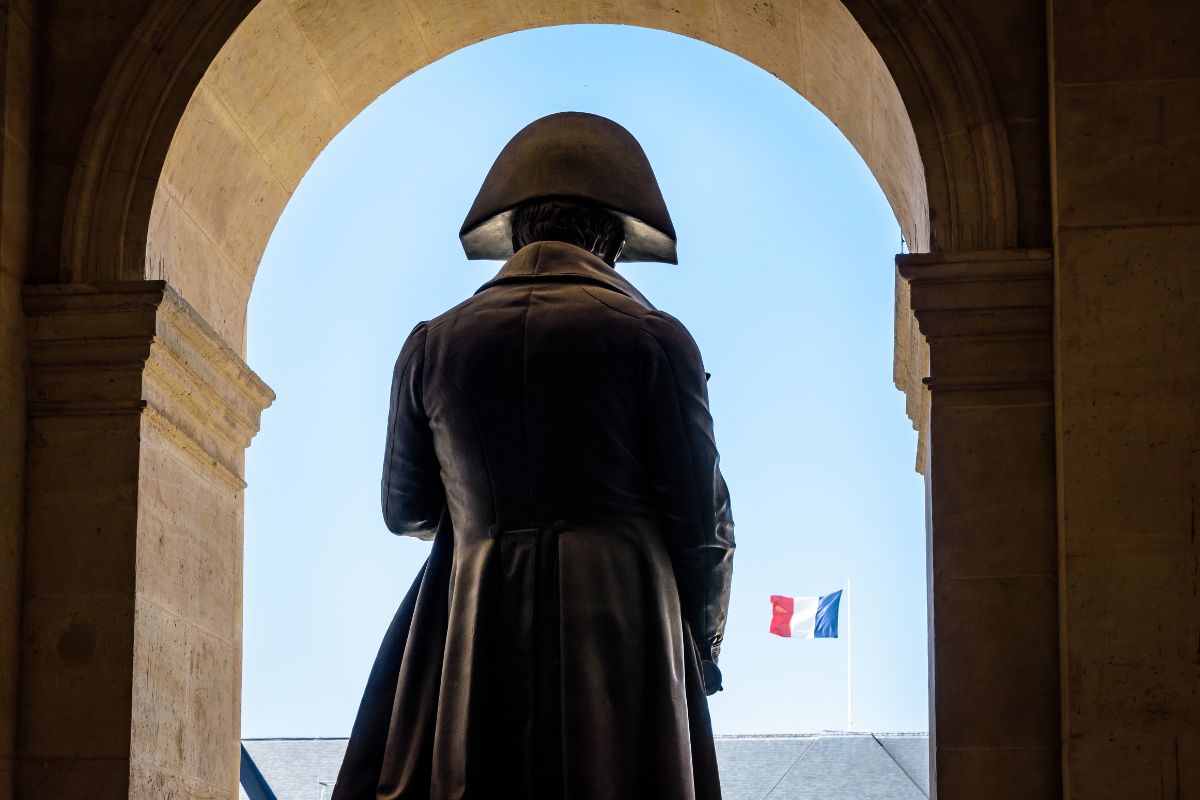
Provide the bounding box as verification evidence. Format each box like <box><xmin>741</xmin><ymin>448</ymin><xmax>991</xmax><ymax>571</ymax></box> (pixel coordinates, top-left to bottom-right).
<box><xmin>846</xmin><ymin>577</ymin><xmax>852</xmax><ymax>731</ymax></box>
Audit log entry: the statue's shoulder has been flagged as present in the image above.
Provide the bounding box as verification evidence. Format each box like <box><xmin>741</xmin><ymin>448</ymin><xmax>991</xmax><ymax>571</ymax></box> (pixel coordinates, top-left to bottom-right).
<box><xmin>639</xmin><ymin>309</ymin><xmax>705</xmax><ymax>366</ymax></box>
<box><xmin>423</xmin><ymin>294</ymin><xmax>480</xmax><ymax>334</ymax></box>
<box><xmin>641</xmin><ymin>308</ymin><xmax>698</xmax><ymax>342</ymax></box>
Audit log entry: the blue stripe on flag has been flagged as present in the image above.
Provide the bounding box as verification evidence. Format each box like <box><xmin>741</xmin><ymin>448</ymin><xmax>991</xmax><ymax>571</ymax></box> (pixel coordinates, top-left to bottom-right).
<box><xmin>814</xmin><ymin>590</ymin><xmax>842</xmax><ymax>638</ymax></box>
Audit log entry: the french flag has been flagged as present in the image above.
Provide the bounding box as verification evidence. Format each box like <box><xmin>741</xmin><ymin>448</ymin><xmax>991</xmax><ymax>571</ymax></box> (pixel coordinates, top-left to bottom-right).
<box><xmin>770</xmin><ymin>590</ymin><xmax>842</xmax><ymax>638</ymax></box>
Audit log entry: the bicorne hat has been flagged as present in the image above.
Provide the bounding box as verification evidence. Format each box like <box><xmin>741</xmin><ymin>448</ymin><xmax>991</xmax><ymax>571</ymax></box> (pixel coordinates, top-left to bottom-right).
<box><xmin>459</xmin><ymin>112</ymin><xmax>677</xmax><ymax>263</ymax></box>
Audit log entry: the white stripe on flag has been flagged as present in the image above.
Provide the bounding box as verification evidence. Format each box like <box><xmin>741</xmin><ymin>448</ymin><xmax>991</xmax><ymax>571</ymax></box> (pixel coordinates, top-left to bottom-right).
<box><xmin>790</xmin><ymin>596</ymin><xmax>819</xmax><ymax>639</ymax></box>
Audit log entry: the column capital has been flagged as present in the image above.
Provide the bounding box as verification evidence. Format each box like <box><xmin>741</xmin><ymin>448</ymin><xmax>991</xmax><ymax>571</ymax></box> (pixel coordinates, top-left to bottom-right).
<box><xmin>899</xmin><ymin>249</ymin><xmax>1052</xmax><ymax>335</ymax></box>
<box><xmin>898</xmin><ymin>249</ymin><xmax>1053</xmax><ymax>399</ymax></box>
<box><xmin>23</xmin><ymin>281</ymin><xmax>274</xmax><ymax>487</ymax></box>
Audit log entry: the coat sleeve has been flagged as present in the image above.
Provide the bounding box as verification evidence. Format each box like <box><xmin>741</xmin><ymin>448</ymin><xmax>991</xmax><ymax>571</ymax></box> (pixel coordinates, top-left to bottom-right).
<box><xmin>381</xmin><ymin>322</ymin><xmax>445</xmax><ymax>540</ymax></box>
<box><xmin>640</xmin><ymin>311</ymin><xmax>735</xmax><ymax>682</ymax></box>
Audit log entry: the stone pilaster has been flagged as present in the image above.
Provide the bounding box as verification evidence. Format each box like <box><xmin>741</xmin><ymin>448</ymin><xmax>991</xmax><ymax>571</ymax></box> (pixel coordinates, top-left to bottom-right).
<box><xmin>18</xmin><ymin>281</ymin><xmax>272</xmax><ymax>799</ymax></box>
<box><xmin>898</xmin><ymin>250</ymin><xmax>1060</xmax><ymax>800</ymax></box>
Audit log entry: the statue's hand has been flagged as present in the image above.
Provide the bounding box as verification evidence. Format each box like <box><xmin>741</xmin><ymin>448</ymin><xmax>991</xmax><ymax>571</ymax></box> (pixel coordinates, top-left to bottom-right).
<box><xmin>702</xmin><ymin>660</ymin><xmax>724</xmax><ymax>696</ymax></box>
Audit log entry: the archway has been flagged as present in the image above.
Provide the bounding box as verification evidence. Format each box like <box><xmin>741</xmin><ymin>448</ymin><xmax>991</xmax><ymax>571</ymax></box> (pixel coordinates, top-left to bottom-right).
<box><xmin>168</xmin><ymin>2</ymin><xmax>933</xmax><ymax>788</ymax></box>
<box><xmin>141</xmin><ymin>0</ymin><xmax>929</xmax><ymax>352</ymax></box>
<box><xmin>237</xmin><ymin>22</ymin><xmax>927</xmax><ymax>743</ymax></box>
<box><xmin>22</xmin><ymin>2</ymin><xmax>1062</xmax><ymax>799</ymax></box>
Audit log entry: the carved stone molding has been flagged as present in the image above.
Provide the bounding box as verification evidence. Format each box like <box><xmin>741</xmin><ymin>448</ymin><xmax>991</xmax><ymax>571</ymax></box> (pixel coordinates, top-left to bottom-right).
<box><xmin>55</xmin><ymin>0</ymin><xmax>258</xmax><ymax>283</ymax></box>
<box><xmin>894</xmin><ymin>249</ymin><xmax>1052</xmax><ymax>471</ymax></box>
<box><xmin>23</xmin><ymin>281</ymin><xmax>274</xmax><ymax>486</ymax></box>
<box><xmin>846</xmin><ymin>0</ymin><xmax>1020</xmax><ymax>251</ymax></box>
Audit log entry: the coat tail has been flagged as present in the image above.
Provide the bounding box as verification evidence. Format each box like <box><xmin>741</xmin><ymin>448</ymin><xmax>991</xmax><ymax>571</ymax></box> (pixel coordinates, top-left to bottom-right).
<box><xmin>332</xmin><ymin>511</ymin><xmax>454</xmax><ymax>800</ymax></box>
<box><xmin>332</xmin><ymin>513</ymin><xmax>722</xmax><ymax>800</ymax></box>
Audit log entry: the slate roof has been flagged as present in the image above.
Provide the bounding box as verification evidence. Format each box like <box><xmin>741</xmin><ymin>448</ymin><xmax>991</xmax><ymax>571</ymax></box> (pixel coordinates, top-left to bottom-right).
<box><xmin>240</xmin><ymin>732</ymin><xmax>929</xmax><ymax>799</ymax></box>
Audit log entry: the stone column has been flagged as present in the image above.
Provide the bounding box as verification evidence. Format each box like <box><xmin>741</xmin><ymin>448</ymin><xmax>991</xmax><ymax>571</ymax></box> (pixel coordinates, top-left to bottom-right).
<box><xmin>18</xmin><ymin>282</ymin><xmax>272</xmax><ymax>799</ymax></box>
<box><xmin>899</xmin><ymin>250</ymin><xmax>1060</xmax><ymax>799</ymax></box>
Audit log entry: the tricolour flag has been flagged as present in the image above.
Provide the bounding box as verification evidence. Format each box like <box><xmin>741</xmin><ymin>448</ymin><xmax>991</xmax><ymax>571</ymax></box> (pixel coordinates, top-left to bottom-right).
<box><xmin>769</xmin><ymin>590</ymin><xmax>842</xmax><ymax>638</ymax></box>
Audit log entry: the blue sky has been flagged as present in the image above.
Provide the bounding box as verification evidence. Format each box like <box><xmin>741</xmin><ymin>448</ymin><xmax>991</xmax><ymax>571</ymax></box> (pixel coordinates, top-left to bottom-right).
<box><xmin>243</xmin><ymin>24</ymin><xmax>927</xmax><ymax>738</ymax></box>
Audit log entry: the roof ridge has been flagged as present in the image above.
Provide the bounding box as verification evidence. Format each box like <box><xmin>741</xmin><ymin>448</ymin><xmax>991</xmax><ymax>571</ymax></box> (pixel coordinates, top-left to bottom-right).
<box><xmin>760</xmin><ymin>736</ymin><xmax>821</xmax><ymax>800</ymax></box>
<box><xmin>713</xmin><ymin>731</ymin><xmax>927</xmax><ymax>739</ymax></box>
<box><xmin>872</xmin><ymin>733</ymin><xmax>931</xmax><ymax>798</ymax></box>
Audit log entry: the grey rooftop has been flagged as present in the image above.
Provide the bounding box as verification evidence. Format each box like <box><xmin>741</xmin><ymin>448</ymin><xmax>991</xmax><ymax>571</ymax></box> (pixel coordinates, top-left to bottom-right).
<box><xmin>240</xmin><ymin>732</ymin><xmax>929</xmax><ymax>799</ymax></box>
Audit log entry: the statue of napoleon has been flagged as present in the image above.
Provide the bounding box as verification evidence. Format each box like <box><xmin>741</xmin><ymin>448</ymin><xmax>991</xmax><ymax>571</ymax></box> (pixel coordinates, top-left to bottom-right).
<box><xmin>332</xmin><ymin>112</ymin><xmax>735</xmax><ymax>800</ymax></box>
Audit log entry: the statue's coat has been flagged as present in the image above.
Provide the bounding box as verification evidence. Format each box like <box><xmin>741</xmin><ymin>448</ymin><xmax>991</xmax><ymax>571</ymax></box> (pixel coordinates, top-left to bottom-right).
<box><xmin>334</xmin><ymin>240</ymin><xmax>735</xmax><ymax>800</ymax></box>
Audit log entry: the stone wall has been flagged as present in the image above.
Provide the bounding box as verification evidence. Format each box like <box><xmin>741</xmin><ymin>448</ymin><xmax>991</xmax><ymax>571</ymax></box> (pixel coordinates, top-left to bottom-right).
<box><xmin>0</xmin><ymin>1</ymin><xmax>34</xmax><ymax>794</ymax></box>
<box><xmin>1051</xmin><ymin>1</ymin><xmax>1200</xmax><ymax>794</ymax></box>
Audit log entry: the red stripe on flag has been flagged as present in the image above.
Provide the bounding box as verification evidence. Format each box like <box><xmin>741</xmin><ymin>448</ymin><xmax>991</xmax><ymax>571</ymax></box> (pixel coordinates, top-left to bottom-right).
<box><xmin>769</xmin><ymin>595</ymin><xmax>794</xmax><ymax>638</ymax></box>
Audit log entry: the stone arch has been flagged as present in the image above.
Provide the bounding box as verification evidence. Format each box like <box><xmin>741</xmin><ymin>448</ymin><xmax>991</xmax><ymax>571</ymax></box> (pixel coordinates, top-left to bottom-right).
<box><xmin>24</xmin><ymin>3</ymin><xmax>1063</xmax><ymax>799</ymax></box>
<box><xmin>58</xmin><ymin>0</ymin><xmax>1018</xmax><ymax>352</ymax></box>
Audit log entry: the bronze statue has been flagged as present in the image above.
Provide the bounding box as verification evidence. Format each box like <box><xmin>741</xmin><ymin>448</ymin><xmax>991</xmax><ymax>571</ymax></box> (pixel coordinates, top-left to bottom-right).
<box><xmin>333</xmin><ymin>112</ymin><xmax>735</xmax><ymax>800</ymax></box>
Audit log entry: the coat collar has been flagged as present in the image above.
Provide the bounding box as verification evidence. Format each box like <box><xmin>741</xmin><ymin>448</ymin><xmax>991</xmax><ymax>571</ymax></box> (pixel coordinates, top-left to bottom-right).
<box><xmin>475</xmin><ymin>241</ymin><xmax>655</xmax><ymax>309</ymax></box>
